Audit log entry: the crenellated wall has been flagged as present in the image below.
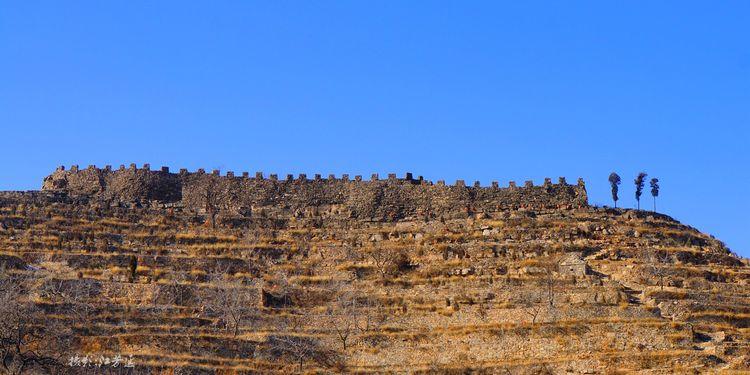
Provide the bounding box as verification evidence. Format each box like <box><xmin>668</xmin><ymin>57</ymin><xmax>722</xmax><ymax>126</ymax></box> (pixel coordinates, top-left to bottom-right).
<box><xmin>42</xmin><ymin>164</ymin><xmax>588</xmax><ymax>220</ymax></box>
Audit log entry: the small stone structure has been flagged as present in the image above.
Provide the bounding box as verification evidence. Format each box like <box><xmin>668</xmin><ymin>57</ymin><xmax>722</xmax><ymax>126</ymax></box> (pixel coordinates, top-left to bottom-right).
<box><xmin>559</xmin><ymin>252</ymin><xmax>587</xmax><ymax>276</ymax></box>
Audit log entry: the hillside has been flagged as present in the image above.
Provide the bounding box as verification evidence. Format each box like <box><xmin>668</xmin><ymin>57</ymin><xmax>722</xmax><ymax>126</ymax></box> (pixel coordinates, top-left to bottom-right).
<box><xmin>1</xmin><ymin>166</ymin><xmax>749</xmax><ymax>374</ymax></box>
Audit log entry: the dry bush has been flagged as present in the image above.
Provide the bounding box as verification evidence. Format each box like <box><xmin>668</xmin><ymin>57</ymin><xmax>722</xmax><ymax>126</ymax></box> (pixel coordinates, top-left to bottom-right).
<box><xmin>155</xmin><ymin>269</ymin><xmax>197</xmax><ymax>307</ymax></box>
<box><xmin>367</xmin><ymin>245</ymin><xmax>411</xmax><ymax>280</ymax></box>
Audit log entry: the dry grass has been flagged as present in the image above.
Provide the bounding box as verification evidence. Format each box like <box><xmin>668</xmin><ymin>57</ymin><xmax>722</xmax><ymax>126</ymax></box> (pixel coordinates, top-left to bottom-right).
<box><xmin>0</xmin><ymin>199</ymin><xmax>748</xmax><ymax>373</ymax></box>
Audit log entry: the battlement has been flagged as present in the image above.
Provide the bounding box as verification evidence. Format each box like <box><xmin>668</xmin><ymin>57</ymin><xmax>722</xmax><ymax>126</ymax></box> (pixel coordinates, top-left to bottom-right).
<box><xmin>42</xmin><ymin>165</ymin><xmax>588</xmax><ymax>220</ymax></box>
<box><xmin>45</xmin><ymin>164</ymin><xmax>584</xmax><ymax>188</ymax></box>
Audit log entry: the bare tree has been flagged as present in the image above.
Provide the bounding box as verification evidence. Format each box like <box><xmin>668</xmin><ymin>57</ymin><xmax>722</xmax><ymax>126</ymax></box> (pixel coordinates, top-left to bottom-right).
<box><xmin>202</xmin><ymin>270</ymin><xmax>258</xmax><ymax>337</ymax></box>
<box><xmin>357</xmin><ymin>297</ymin><xmax>396</xmax><ymax>336</ymax></box>
<box><xmin>368</xmin><ymin>246</ymin><xmax>410</xmax><ymax>280</ymax></box>
<box><xmin>262</xmin><ymin>269</ymin><xmax>295</xmax><ymax>306</ymax></box>
<box><xmin>519</xmin><ymin>263</ymin><xmax>559</xmax><ymax>325</ymax></box>
<box><xmin>0</xmin><ymin>269</ymin><xmax>71</xmax><ymax>374</ymax></box>
<box><xmin>155</xmin><ymin>269</ymin><xmax>195</xmax><ymax>308</ymax></box>
<box><xmin>267</xmin><ymin>312</ymin><xmax>339</xmax><ymax>372</ymax></box>
<box><xmin>634</xmin><ymin>172</ymin><xmax>647</xmax><ymax>210</ymax></box>
<box><xmin>608</xmin><ymin>172</ymin><xmax>621</xmax><ymax>208</ymax></box>
<box><xmin>646</xmin><ymin>249</ymin><xmax>672</xmax><ymax>290</ymax></box>
<box><xmin>324</xmin><ymin>282</ymin><xmax>362</xmax><ymax>351</ymax></box>
<box><xmin>290</xmin><ymin>229</ymin><xmax>314</xmax><ymax>260</ymax></box>
<box><xmin>65</xmin><ymin>278</ymin><xmax>98</xmax><ymax>326</ymax></box>
<box><xmin>543</xmin><ymin>266</ymin><xmax>555</xmax><ymax>308</ymax></box>
<box><xmin>477</xmin><ymin>298</ymin><xmax>489</xmax><ymax>321</ymax></box>
<box><xmin>39</xmin><ymin>277</ymin><xmax>66</xmax><ymax>304</ymax></box>
<box><xmin>268</xmin><ymin>334</ymin><xmax>324</xmax><ymax>372</ymax></box>
<box><xmin>522</xmin><ymin>292</ymin><xmax>545</xmax><ymax>325</ymax></box>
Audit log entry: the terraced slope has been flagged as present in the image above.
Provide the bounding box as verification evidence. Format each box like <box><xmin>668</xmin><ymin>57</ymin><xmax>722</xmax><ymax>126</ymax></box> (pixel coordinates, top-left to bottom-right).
<box><xmin>0</xmin><ymin>191</ymin><xmax>748</xmax><ymax>374</ymax></box>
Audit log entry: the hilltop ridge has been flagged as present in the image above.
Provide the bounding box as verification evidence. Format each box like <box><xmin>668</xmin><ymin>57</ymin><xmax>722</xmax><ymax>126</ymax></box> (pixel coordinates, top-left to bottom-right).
<box><xmin>0</xmin><ymin>166</ymin><xmax>748</xmax><ymax>374</ymax></box>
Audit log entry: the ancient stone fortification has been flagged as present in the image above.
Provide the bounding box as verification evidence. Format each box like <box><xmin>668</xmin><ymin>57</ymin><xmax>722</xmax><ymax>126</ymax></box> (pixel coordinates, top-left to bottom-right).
<box><xmin>42</xmin><ymin>164</ymin><xmax>588</xmax><ymax>220</ymax></box>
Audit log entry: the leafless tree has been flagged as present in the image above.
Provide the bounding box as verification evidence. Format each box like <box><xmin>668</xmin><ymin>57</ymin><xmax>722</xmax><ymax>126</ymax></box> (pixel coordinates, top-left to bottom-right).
<box><xmin>39</xmin><ymin>277</ymin><xmax>66</xmax><ymax>304</ymax></box>
<box><xmin>0</xmin><ymin>268</ymin><xmax>71</xmax><ymax>375</ymax></box>
<box><xmin>519</xmin><ymin>265</ymin><xmax>559</xmax><ymax>325</ymax></box>
<box><xmin>646</xmin><ymin>249</ymin><xmax>672</xmax><ymax>290</ymax></box>
<box><xmin>357</xmin><ymin>297</ymin><xmax>393</xmax><ymax>334</ymax></box>
<box><xmin>350</xmin><ymin>294</ymin><xmax>406</xmax><ymax>351</ymax></box>
<box><xmin>368</xmin><ymin>246</ymin><xmax>410</xmax><ymax>280</ymax></box>
<box><xmin>65</xmin><ymin>278</ymin><xmax>98</xmax><ymax>325</ymax></box>
<box><xmin>542</xmin><ymin>266</ymin><xmax>555</xmax><ymax>308</ymax></box>
<box><xmin>522</xmin><ymin>292</ymin><xmax>545</xmax><ymax>325</ymax></box>
<box><xmin>268</xmin><ymin>334</ymin><xmax>324</xmax><ymax>372</ymax></box>
<box><xmin>535</xmin><ymin>254</ymin><xmax>569</xmax><ymax>307</ymax></box>
<box><xmin>155</xmin><ymin>269</ymin><xmax>195</xmax><ymax>309</ymax></box>
<box><xmin>267</xmin><ymin>312</ymin><xmax>339</xmax><ymax>372</ymax></box>
<box><xmin>477</xmin><ymin>299</ymin><xmax>489</xmax><ymax>321</ymax></box>
<box><xmin>324</xmin><ymin>283</ymin><xmax>362</xmax><ymax>351</ymax></box>
<box><xmin>264</xmin><ymin>269</ymin><xmax>293</xmax><ymax>298</ymax></box>
<box><xmin>203</xmin><ymin>271</ymin><xmax>258</xmax><ymax>337</ymax></box>
<box><xmin>291</xmin><ymin>230</ymin><xmax>314</xmax><ymax>259</ymax></box>
<box><xmin>201</xmin><ymin>270</ymin><xmax>258</xmax><ymax>337</ymax></box>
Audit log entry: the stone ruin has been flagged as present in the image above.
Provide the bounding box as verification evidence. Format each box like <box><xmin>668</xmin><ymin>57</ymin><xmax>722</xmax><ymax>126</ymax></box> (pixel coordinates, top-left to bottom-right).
<box><xmin>42</xmin><ymin>164</ymin><xmax>588</xmax><ymax>221</ymax></box>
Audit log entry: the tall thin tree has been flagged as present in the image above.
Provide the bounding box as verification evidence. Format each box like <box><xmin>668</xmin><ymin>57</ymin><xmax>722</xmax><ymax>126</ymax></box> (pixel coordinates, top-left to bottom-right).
<box><xmin>650</xmin><ymin>178</ymin><xmax>660</xmax><ymax>212</ymax></box>
<box><xmin>634</xmin><ymin>172</ymin><xmax>647</xmax><ymax>210</ymax></box>
<box><xmin>608</xmin><ymin>173</ymin><xmax>621</xmax><ymax>208</ymax></box>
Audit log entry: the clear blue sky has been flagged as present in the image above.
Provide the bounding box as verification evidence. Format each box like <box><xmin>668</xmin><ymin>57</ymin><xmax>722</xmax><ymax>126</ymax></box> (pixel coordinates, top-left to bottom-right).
<box><xmin>1</xmin><ymin>2</ymin><xmax>748</xmax><ymax>256</ymax></box>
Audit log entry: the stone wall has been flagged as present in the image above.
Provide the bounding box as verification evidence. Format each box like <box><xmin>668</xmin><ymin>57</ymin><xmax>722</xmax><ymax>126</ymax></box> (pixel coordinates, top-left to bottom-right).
<box><xmin>42</xmin><ymin>165</ymin><xmax>588</xmax><ymax>220</ymax></box>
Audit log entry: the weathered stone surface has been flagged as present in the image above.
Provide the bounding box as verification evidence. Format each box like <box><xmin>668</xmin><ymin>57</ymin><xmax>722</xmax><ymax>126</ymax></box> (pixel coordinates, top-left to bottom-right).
<box><xmin>42</xmin><ymin>166</ymin><xmax>588</xmax><ymax>221</ymax></box>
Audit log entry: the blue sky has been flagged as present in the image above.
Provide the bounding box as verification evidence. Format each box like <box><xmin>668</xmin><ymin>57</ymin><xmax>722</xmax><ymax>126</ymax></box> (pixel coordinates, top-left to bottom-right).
<box><xmin>1</xmin><ymin>2</ymin><xmax>748</xmax><ymax>256</ymax></box>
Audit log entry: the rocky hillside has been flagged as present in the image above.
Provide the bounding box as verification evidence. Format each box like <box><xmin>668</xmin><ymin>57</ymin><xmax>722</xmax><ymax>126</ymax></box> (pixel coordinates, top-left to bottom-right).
<box><xmin>0</xmin><ymin>182</ymin><xmax>748</xmax><ymax>373</ymax></box>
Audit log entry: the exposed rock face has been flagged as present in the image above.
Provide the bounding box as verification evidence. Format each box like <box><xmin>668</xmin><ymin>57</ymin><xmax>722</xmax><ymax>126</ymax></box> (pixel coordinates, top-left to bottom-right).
<box><xmin>43</xmin><ymin>165</ymin><xmax>588</xmax><ymax>220</ymax></box>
